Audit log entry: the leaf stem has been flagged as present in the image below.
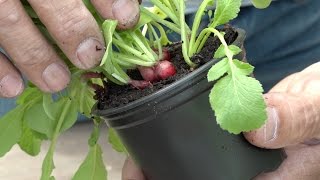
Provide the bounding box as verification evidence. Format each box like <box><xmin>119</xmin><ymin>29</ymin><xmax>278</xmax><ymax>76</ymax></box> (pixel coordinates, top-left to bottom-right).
<box><xmin>114</xmin><ymin>53</ymin><xmax>155</xmax><ymax>67</ymax></box>
<box><xmin>113</xmin><ymin>38</ymin><xmax>153</xmax><ymax>62</ymax></box>
<box><xmin>189</xmin><ymin>0</ymin><xmax>215</xmax><ymax>56</ymax></box>
<box><xmin>141</xmin><ymin>7</ymin><xmax>181</xmax><ymax>34</ymax></box>
<box><xmin>179</xmin><ymin>0</ymin><xmax>196</xmax><ymax>68</ymax></box>
<box><xmin>148</xmin><ymin>23</ymin><xmax>163</xmax><ymax>60</ymax></box>
<box><xmin>129</xmin><ymin>31</ymin><xmax>155</xmax><ymax>61</ymax></box>
<box><xmin>202</xmin><ymin>28</ymin><xmax>236</xmax><ymax>74</ymax></box>
<box><xmin>41</xmin><ymin>99</ymin><xmax>72</xmax><ymax>180</ymax></box>
<box><xmin>149</xmin><ymin>0</ymin><xmax>179</xmax><ymax>25</ymax></box>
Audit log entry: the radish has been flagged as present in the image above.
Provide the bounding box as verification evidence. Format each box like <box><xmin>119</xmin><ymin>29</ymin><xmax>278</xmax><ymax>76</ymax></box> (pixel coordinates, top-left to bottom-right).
<box><xmin>138</xmin><ymin>66</ymin><xmax>159</xmax><ymax>82</ymax></box>
<box><xmin>138</xmin><ymin>60</ymin><xmax>176</xmax><ymax>82</ymax></box>
<box><xmin>155</xmin><ymin>60</ymin><xmax>176</xmax><ymax>80</ymax></box>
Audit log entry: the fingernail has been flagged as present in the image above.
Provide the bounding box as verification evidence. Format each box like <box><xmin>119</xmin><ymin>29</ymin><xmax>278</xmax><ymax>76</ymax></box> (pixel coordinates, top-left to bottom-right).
<box><xmin>112</xmin><ymin>0</ymin><xmax>140</xmax><ymax>28</ymax></box>
<box><xmin>304</xmin><ymin>138</ymin><xmax>320</xmax><ymax>146</ymax></box>
<box><xmin>76</xmin><ymin>38</ymin><xmax>104</xmax><ymax>69</ymax></box>
<box><xmin>264</xmin><ymin>107</ymin><xmax>280</xmax><ymax>142</ymax></box>
<box><xmin>0</xmin><ymin>75</ymin><xmax>24</xmax><ymax>98</ymax></box>
<box><xmin>42</xmin><ymin>63</ymin><xmax>70</xmax><ymax>92</ymax></box>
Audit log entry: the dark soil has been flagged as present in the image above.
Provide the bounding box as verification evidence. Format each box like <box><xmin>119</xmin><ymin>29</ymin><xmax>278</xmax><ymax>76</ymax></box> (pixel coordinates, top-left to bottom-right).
<box><xmin>96</xmin><ymin>26</ymin><xmax>238</xmax><ymax>109</ymax></box>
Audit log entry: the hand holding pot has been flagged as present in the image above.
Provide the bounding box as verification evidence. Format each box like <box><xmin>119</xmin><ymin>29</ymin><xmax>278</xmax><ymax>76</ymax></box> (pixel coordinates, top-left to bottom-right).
<box><xmin>0</xmin><ymin>0</ymin><xmax>140</xmax><ymax>98</ymax></box>
<box><xmin>121</xmin><ymin>62</ymin><xmax>320</xmax><ymax>180</ymax></box>
<box><xmin>244</xmin><ymin>62</ymin><xmax>320</xmax><ymax>179</ymax></box>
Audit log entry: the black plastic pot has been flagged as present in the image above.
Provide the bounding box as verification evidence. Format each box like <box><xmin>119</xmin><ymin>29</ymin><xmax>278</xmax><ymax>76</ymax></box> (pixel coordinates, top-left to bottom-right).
<box><xmin>94</xmin><ymin>28</ymin><xmax>284</xmax><ymax>180</ymax></box>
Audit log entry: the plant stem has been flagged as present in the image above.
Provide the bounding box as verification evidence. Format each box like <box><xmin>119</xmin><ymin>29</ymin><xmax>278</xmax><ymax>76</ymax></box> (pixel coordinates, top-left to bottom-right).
<box><xmin>114</xmin><ymin>53</ymin><xmax>155</xmax><ymax>67</ymax></box>
<box><xmin>151</xmin><ymin>21</ymin><xmax>171</xmax><ymax>45</ymax></box>
<box><xmin>202</xmin><ymin>28</ymin><xmax>235</xmax><ymax>73</ymax></box>
<box><xmin>149</xmin><ymin>0</ymin><xmax>179</xmax><ymax>25</ymax></box>
<box><xmin>141</xmin><ymin>7</ymin><xmax>181</xmax><ymax>34</ymax></box>
<box><xmin>113</xmin><ymin>38</ymin><xmax>153</xmax><ymax>62</ymax></box>
<box><xmin>129</xmin><ymin>31</ymin><xmax>155</xmax><ymax>61</ymax></box>
<box><xmin>179</xmin><ymin>0</ymin><xmax>196</xmax><ymax>68</ymax></box>
<box><xmin>189</xmin><ymin>0</ymin><xmax>215</xmax><ymax>56</ymax></box>
<box><xmin>41</xmin><ymin>99</ymin><xmax>72</xmax><ymax>180</ymax></box>
<box><xmin>147</xmin><ymin>26</ymin><xmax>155</xmax><ymax>47</ymax></box>
<box><xmin>148</xmin><ymin>23</ymin><xmax>163</xmax><ymax>60</ymax></box>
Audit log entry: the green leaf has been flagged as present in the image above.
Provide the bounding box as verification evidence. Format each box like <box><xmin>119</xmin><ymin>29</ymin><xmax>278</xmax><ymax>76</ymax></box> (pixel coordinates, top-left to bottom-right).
<box><xmin>25</xmin><ymin>103</ymin><xmax>54</xmax><ymax>139</ymax></box>
<box><xmin>43</xmin><ymin>94</ymin><xmax>56</xmax><ymax>120</ymax></box>
<box><xmin>60</xmin><ymin>99</ymin><xmax>78</xmax><ymax>132</ymax></box>
<box><xmin>100</xmin><ymin>20</ymin><xmax>118</xmax><ymax>66</ymax></box>
<box><xmin>88</xmin><ymin>124</ymin><xmax>100</xmax><ymax>147</ymax></box>
<box><xmin>229</xmin><ymin>45</ymin><xmax>242</xmax><ymax>56</ymax></box>
<box><xmin>212</xmin><ymin>0</ymin><xmax>241</xmax><ymax>27</ymax></box>
<box><xmin>40</xmin><ymin>97</ymin><xmax>73</xmax><ymax>180</ymax></box>
<box><xmin>78</xmin><ymin>86</ymin><xmax>96</xmax><ymax>117</ymax></box>
<box><xmin>73</xmin><ymin>123</ymin><xmax>107</xmax><ymax>180</ymax></box>
<box><xmin>214</xmin><ymin>45</ymin><xmax>226</xmax><ymax>59</ymax></box>
<box><xmin>17</xmin><ymin>87</ymin><xmax>42</xmax><ymax>105</ymax></box>
<box><xmin>207</xmin><ymin>58</ymin><xmax>228</xmax><ymax>82</ymax></box>
<box><xmin>233</xmin><ymin>59</ymin><xmax>254</xmax><ymax>76</ymax></box>
<box><xmin>108</xmin><ymin>128</ymin><xmax>126</xmax><ymax>153</ymax></box>
<box><xmin>0</xmin><ymin>106</ymin><xmax>24</xmax><ymax>157</ymax></box>
<box><xmin>18</xmin><ymin>122</ymin><xmax>43</xmax><ymax>156</ymax></box>
<box><xmin>251</xmin><ymin>0</ymin><xmax>272</xmax><ymax>9</ymax></box>
<box><xmin>72</xmin><ymin>144</ymin><xmax>107</xmax><ymax>180</ymax></box>
<box><xmin>209</xmin><ymin>73</ymin><xmax>267</xmax><ymax>134</ymax></box>
<box><xmin>134</xmin><ymin>6</ymin><xmax>167</xmax><ymax>30</ymax></box>
<box><xmin>42</xmin><ymin>97</ymin><xmax>78</xmax><ymax>133</ymax></box>
<box><xmin>41</xmin><ymin>148</ymin><xmax>55</xmax><ymax>180</ymax></box>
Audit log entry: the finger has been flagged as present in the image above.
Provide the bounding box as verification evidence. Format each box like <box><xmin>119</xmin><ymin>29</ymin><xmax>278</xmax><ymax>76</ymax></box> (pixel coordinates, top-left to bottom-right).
<box><xmin>0</xmin><ymin>53</ymin><xmax>24</xmax><ymax>98</ymax></box>
<box><xmin>122</xmin><ymin>157</ymin><xmax>146</xmax><ymax>180</ymax></box>
<box><xmin>271</xmin><ymin>61</ymin><xmax>320</xmax><ymax>94</ymax></box>
<box><xmin>0</xmin><ymin>0</ymin><xmax>70</xmax><ymax>92</ymax></box>
<box><xmin>244</xmin><ymin>63</ymin><xmax>320</xmax><ymax>149</ymax></box>
<box><xmin>91</xmin><ymin>0</ymin><xmax>140</xmax><ymax>29</ymax></box>
<box><xmin>254</xmin><ymin>145</ymin><xmax>320</xmax><ymax>180</ymax></box>
<box><xmin>28</xmin><ymin>0</ymin><xmax>105</xmax><ymax>69</ymax></box>
<box><xmin>268</xmin><ymin>73</ymin><xmax>298</xmax><ymax>92</ymax></box>
<box><xmin>244</xmin><ymin>92</ymin><xmax>320</xmax><ymax>149</ymax></box>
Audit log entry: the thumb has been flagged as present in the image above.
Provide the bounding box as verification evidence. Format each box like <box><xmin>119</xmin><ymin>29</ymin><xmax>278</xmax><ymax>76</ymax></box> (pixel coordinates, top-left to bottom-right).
<box><xmin>122</xmin><ymin>157</ymin><xmax>146</xmax><ymax>180</ymax></box>
<box><xmin>244</xmin><ymin>92</ymin><xmax>320</xmax><ymax>149</ymax></box>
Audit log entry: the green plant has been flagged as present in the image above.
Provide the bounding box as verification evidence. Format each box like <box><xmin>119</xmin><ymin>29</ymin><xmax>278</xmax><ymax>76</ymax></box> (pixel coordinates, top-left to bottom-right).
<box><xmin>0</xmin><ymin>0</ymin><xmax>272</xmax><ymax>179</ymax></box>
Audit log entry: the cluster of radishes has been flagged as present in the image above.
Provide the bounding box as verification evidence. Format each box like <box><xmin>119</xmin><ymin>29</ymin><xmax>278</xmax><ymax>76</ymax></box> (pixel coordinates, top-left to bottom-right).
<box><xmin>132</xmin><ymin>48</ymin><xmax>176</xmax><ymax>89</ymax></box>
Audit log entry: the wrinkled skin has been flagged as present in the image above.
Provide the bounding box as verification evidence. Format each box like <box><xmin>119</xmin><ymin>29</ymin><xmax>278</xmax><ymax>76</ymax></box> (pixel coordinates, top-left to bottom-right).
<box><xmin>0</xmin><ymin>0</ymin><xmax>140</xmax><ymax>97</ymax></box>
<box><xmin>122</xmin><ymin>62</ymin><xmax>320</xmax><ymax>180</ymax></box>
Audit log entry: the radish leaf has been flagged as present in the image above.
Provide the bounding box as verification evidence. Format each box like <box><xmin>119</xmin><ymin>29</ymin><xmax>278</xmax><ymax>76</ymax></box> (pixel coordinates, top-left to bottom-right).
<box><xmin>207</xmin><ymin>58</ymin><xmax>228</xmax><ymax>82</ymax></box>
<box><xmin>73</xmin><ymin>123</ymin><xmax>107</xmax><ymax>180</ymax></box>
<box><xmin>210</xmin><ymin>73</ymin><xmax>266</xmax><ymax>134</ymax></box>
<box><xmin>251</xmin><ymin>0</ymin><xmax>272</xmax><ymax>9</ymax></box>
<box><xmin>108</xmin><ymin>128</ymin><xmax>127</xmax><ymax>153</ymax></box>
<box><xmin>18</xmin><ymin>122</ymin><xmax>44</xmax><ymax>156</ymax></box>
<box><xmin>0</xmin><ymin>106</ymin><xmax>24</xmax><ymax>157</ymax></box>
<box><xmin>100</xmin><ymin>20</ymin><xmax>118</xmax><ymax>66</ymax></box>
<box><xmin>212</xmin><ymin>0</ymin><xmax>241</xmax><ymax>27</ymax></box>
<box><xmin>214</xmin><ymin>45</ymin><xmax>242</xmax><ymax>59</ymax></box>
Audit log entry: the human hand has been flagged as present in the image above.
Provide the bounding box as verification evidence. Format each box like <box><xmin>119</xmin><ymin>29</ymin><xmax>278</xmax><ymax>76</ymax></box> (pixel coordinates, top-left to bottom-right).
<box><xmin>244</xmin><ymin>62</ymin><xmax>320</xmax><ymax>179</ymax></box>
<box><xmin>0</xmin><ymin>0</ymin><xmax>140</xmax><ymax>98</ymax></box>
<box><xmin>121</xmin><ymin>62</ymin><xmax>320</xmax><ymax>180</ymax></box>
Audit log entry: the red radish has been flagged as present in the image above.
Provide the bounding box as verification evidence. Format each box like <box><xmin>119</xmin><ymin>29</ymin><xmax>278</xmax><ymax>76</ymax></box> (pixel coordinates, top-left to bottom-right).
<box><xmin>155</xmin><ymin>60</ymin><xmax>176</xmax><ymax>80</ymax></box>
<box><xmin>129</xmin><ymin>80</ymin><xmax>151</xmax><ymax>89</ymax></box>
<box><xmin>138</xmin><ymin>66</ymin><xmax>159</xmax><ymax>82</ymax></box>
